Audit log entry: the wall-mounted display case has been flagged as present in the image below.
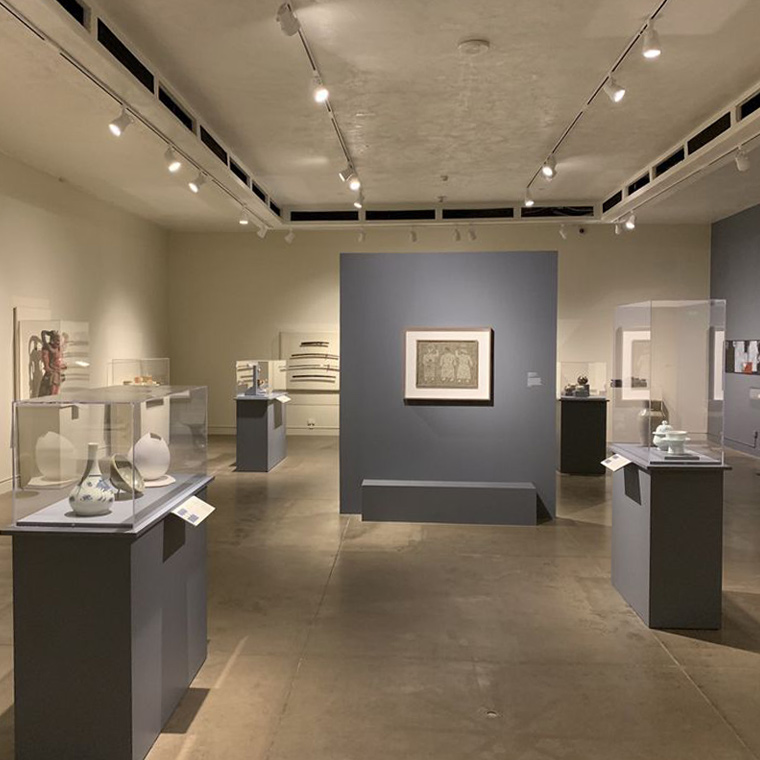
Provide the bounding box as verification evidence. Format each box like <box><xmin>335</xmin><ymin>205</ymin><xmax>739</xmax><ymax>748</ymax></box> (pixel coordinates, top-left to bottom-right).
<box><xmin>235</xmin><ymin>359</ymin><xmax>286</xmax><ymax>396</ymax></box>
<box><xmin>611</xmin><ymin>300</ymin><xmax>726</xmax><ymax>465</ymax></box>
<box><xmin>12</xmin><ymin>385</ymin><xmax>208</xmax><ymax>531</ymax></box>
<box><xmin>108</xmin><ymin>358</ymin><xmax>170</xmax><ymax>387</ymax></box>
<box><xmin>557</xmin><ymin>361</ymin><xmax>607</xmax><ymax>398</ymax></box>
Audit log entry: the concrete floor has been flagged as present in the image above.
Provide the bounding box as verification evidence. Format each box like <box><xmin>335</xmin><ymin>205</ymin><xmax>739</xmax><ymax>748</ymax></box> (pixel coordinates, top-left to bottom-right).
<box><xmin>0</xmin><ymin>436</ymin><xmax>759</xmax><ymax>758</ymax></box>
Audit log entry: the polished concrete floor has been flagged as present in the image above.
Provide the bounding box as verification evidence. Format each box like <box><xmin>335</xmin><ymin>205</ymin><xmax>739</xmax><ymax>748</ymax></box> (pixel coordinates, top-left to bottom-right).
<box><xmin>1</xmin><ymin>436</ymin><xmax>760</xmax><ymax>759</ymax></box>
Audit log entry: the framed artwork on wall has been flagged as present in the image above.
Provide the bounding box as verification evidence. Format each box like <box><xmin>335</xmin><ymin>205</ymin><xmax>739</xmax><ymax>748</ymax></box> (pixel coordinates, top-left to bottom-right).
<box><xmin>404</xmin><ymin>328</ymin><xmax>492</xmax><ymax>401</ymax></box>
<box><xmin>725</xmin><ymin>339</ymin><xmax>760</xmax><ymax>375</ymax></box>
<box><xmin>620</xmin><ymin>329</ymin><xmax>651</xmax><ymax>401</ymax></box>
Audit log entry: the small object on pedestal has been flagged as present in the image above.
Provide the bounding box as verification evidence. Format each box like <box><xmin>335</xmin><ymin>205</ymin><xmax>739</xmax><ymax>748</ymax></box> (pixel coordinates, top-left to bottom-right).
<box><xmin>69</xmin><ymin>442</ymin><xmax>115</xmax><ymax>516</ymax></box>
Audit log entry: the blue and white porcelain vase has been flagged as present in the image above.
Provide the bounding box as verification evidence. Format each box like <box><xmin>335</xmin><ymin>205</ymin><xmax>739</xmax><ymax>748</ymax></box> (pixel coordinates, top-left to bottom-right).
<box><xmin>69</xmin><ymin>442</ymin><xmax>114</xmax><ymax>516</ymax></box>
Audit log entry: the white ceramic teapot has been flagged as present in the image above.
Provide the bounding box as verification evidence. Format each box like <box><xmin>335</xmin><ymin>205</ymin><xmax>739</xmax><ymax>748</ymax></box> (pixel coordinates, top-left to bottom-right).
<box><xmin>652</xmin><ymin>421</ymin><xmax>673</xmax><ymax>451</ymax></box>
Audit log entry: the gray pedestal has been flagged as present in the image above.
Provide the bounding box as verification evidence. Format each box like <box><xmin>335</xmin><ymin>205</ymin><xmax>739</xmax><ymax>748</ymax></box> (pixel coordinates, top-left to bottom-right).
<box><xmin>236</xmin><ymin>395</ymin><xmax>287</xmax><ymax>472</ymax></box>
<box><xmin>4</xmin><ymin>480</ymin><xmax>212</xmax><ymax>760</ymax></box>
<box><xmin>557</xmin><ymin>397</ymin><xmax>607</xmax><ymax>475</ymax></box>
<box><xmin>611</xmin><ymin>449</ymin><xmax>726</xmax><ymax>629</ymax></box>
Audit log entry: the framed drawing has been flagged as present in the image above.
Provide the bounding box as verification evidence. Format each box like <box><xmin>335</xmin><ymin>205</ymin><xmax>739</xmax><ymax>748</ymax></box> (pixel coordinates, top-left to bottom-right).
<box><xmin>404</xmin><ymin>328</ymin><xmax>492</xmax><ymax>401</ymax></box>
<box><xmin>620</xmin><ymin>329</ymin><xmax>650</xmax><ymax>401</ymax></box>
<box><xmin>725</xmin><ymin>339</ymin><xmax>760</xmax><ymax>375</ymax></box>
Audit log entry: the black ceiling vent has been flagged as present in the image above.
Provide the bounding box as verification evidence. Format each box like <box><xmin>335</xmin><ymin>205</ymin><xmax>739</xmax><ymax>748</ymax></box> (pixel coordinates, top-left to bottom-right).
<box><xmin>251</xmin><ymin>181</ymin><xmax>267</xmax><ymax>203</ymax></box>
<box><xmin>229</xmin><ymin>159</ymin><xmax>249</xmax><ymax>186</ymax></box>
<box><xmin>55</xmin><ymin>0</ymin><xmax>87</xmax><ymax>27</ymax></box>
<box><xmin>365</xmin><ymin>209</ymin><xmax>436</xmax><ymax>221</ymax></box>
<box><xmin>602</xmin><ymin>190</ymin><xmax>623</xmax><ymax>214</ymax></box>
<box><xmin>199</xmin><ymin>127</ymin><xmax>227</xmax><ymax>165</ymax></box>
<box><xmin>97</xmin><ymin>20</ymin><xmax>154</xmax><ymax>92</ymax></box>
<box><xmin>442</xmin><ymin>208</ymin><xmax>514</xmax><ymax>220</ymax></box>
<box><xmin>291</xmin><ymin>210</ymin><xmax>360</xmax><ymax>222</ymax></box>
<box><xmin>521</xmin><ymin>206</ymin><xmax>594</xmax><ymax>219</ymax></box>
<box><xmin>687</xmin><ymin>113</ymin><xmax>731</xmax><ymax>155</ymax></box>
<box><xmin>739</xmin><ymin>90</ymin><xmax>760</xmax><ymax>121</ymax></box>
<box><xmin>269</xmin><ymin>200</ymin><xmax>282</xmax><ymax>217</ymax></box>
<box><xmin>627</xmin><ymin>172</ymin><xmax>651</xmax><ymax>195</ymax></box>
<box><xmin>158</xmin><ymin>86</ymin><xmax>193</xmax><ymax>131</ymax></box>
<box><xmin>654</xmin><ymin>147</ymin><xmax>685</xmax><ymax>178</ymax></box>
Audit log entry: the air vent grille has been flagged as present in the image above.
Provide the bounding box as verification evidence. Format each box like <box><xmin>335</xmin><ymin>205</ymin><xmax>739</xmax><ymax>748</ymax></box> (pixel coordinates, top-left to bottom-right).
<box><xmin>229</xmin><ymin>160</ymin><xmax>249</xmax><ymax>186</ymax></box>
<box><xmin>251</xmin><ymin>181</ymin><xmax>267</xmax><ymax>203</ymax></box>
<box><xmin>739</xmin><ymin>90</ymin><xmax>760</xmax><ymax>121</ymax></box>
<box><xmin>199</xmin><ymin>127</ymin><xmax>227</xmax><ymax>164</ymax></box>
<box><xmin>687</xmin><ymin>113</ymin><xmax>731</xmax><ymax>155</ymax></box>
<box><xmin>627</xmin><ymin>173</ymin><xmax>651</xmax><ymax>195</ymax></box>
<box><xmin>521</xmin><ymin>206</ymin><xmax>594</xmax><ymax>219</ymax></box>
<box><xmin>158</xmin><ymin>87</ymin><xmax>193</xmax><ymax>131</ymax></box>
<box><xmin>442</xmin><ymin>208</ymin><xmax>514</xmax><ymax>220</ymax></box>
<box><xmin>270</xmin><ymin>201</ymin><xmax>282</xmax><ymax>217</ymax></box>
<box><xmin>366</xmin><ymin>209</ymin><xmax>436</xmax><ymax>221</ymax></box>
<box><xmin>97</xmin><ymin>20</ymin><xmax>154</xmax><ymax>92</ymax></box>
<box><xmin>291</xmin><ymin>211</ymin><xmax>360</xmax><ymax>222</ymax></box>
<box><xmin>602</xmin><ymin>191</ymin><xmax>623</xmax><ymax>214</ymax></box>
<box><xmin>654</xmin><ymin>147</ymin><xmax>685</xmax><ymax>178</ymax></box>
<box><xmin>55</xmin><ymin>0</ymin><xmax>87</xmax><ymax>27</ymax></box>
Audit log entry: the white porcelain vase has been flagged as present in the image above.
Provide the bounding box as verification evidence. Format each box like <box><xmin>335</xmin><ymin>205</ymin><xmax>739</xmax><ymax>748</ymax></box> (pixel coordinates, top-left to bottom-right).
<box><xmin>129</xmin><ymin>432</ymin><xmax>171</xmax><ymax>482</ymax></box>
<box><xmin>35</xmin><ymin>431</ymin><xmax>77</xmax><ymax>483</ymax></box>
<box><xmin>69</xmin><ymin>442</ymin><xmax>114</xmax><ymax>516</ymax></box>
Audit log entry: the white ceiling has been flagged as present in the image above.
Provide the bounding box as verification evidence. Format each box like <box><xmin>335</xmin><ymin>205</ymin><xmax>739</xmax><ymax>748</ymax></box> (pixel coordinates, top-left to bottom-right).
<box><xmin>0</xmin><ymin>0</ymin><xmax>759</xmax><ymax>228</ymax></box>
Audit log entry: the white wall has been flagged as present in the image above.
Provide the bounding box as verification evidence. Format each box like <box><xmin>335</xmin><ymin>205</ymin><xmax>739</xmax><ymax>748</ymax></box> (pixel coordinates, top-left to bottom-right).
<box><xmin>0</xmin><ymin>151</ymin><xmax>170</xmax><ymax>487</ymax></box>
<box><xmin>168</xmin><ymin>223</ymin><xmax>711</xmax><ymax>434</ymax></box>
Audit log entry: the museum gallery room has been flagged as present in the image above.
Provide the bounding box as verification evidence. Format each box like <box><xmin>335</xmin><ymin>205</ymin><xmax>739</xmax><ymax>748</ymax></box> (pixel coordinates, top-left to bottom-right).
<box><xmin>3</xmin><ymin>0</ymin><xmax>760</xmax><ymax>759</ymax></box>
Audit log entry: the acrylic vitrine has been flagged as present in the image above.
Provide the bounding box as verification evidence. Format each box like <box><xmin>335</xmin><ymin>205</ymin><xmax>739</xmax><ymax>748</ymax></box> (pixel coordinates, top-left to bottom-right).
<box><xmin>611</xmin><ymin>300</ymin><xmax>725</xmax><ymax>465</ymax></box>
<box><xmin>235</xmin><ymin>359</ymin><xmax>286</xmax><ymax>396</ymax></box>
<box><xmin>108</xmin><ymin>358</ymin><xmax>170</xmax><ymax>387</ymax></box>
<box><xmin>12</xmin><ymin>385</ymin><xmax>208</xmax><ymax>530</ymax></box>
<box><xmin>557</xmin><ymin>362</ymin><xmax>607</xmax><ymax>398</ymax></box>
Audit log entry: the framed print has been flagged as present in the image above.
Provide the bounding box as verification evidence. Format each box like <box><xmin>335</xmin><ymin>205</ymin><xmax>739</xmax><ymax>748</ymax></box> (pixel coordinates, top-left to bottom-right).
<box><xmin>404</xmin><ymin>328</ymin><xmax>492</xmax><ymax>401</ymax></box>
<box><xmin>725</xmin><ymin>339</ymin><xmax>760</xmax><ymax>375</ymax></box>
<box><xmin>621</xmin><ymin>329</ymin><xmax>650</xmax><ymax>401</ymax></box>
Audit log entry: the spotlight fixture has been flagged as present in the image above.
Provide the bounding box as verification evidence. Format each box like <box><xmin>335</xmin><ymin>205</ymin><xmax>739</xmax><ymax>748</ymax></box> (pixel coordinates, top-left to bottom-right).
<box><xmin>353</xmin><ymin>193</ymin><xmax>364</xmax><ymax>210</ymax></box>
<box><xmin>615</xmin><ymin>223</ymin><xmax>622</xmax><ymax>236</ymax></box>
<box><xmin>559</xmin><ymin>224</ymin><xmax>568</xmax><ymax>241</ymax></box>
<box><xmin>339</xmin><ymin>165</ymin><xmax>353</xmax><ymax>182</ymax></box>
<box><xmin>348</xmin><ymin>173</ymin><xmax>362</xmax><ymax>192</ymax></box>
<box><xmin>257</xmin><ymin>225</ymin><xmax>268</xmax><ymax>239</ymax></box>
<box><xmin>624</xmin><ymin>212</ymin><xmax>636</xmax><ymax>231</ymax></box>
<box><xmin>603</xmin><ymin>76</ymin><xmax>626</xmax><ymax>104</ymax></box>
<box><xmin>735</xmin><ymin>146</ymin><xmax>750</xmax><ymax>173</ymax></box>
<box><xmin>467</xmin><ymin>226</ymin><xmax>477</xmax><ymax>242</ymax></box>
<box><xmin>358</xmin><ymin>228</ymin><xmax>366</xmax><ymax>243</ymax></box>
<box><xmin>108</xmin><ymin>107</ymin><xmax>133</xmax><ymax>137</ymax></box>
<box><xmin>275</xmin><ymin>2</ymin><xmax>301</xmax><ymax>36</ymax></box>
<box><xmin>524</xmin><ymin>189</ymin><xmax>535</xmax><ymax>208</ymax></box>
<box><xmin>541</xmin><ymin>155</ymin><xmax>557</xmax><ymax>179</ymax></box>
<box><xmin>239</xmin><ymin>208</ymin><xmax>249</xmax><ymax>226</ymax></box>
<box><xmin>453</xmin><ymin>227</ymin><xmax>462</xmax><ymax>242</ymax></box>
<box><xmin>642</xmin><ymin>21</ymin><xmax>662</xmax><ymax>59</ymax></box>
<box><xmin>313</xmin><ymin>75</ymin><xmax>329</xmax><ymax>104</ymax></box>
<box><xmin>409</xmin><ymin>228</ymin><xmax>418</xmax><ymax>244</ymax></box>
<box><xmin>188</xmin><ymin>172</ymin><xmax>206</xmax><ymax>193</ymax></box>
<box><xmin>164</xmin><ymin>146</ymin><xmax>182</xmax><ymax>173</ymax></box>
<box><xmin>285</xmin><ymin>229</ymin><xmax>295</xmax><ymax>244</ymax></box>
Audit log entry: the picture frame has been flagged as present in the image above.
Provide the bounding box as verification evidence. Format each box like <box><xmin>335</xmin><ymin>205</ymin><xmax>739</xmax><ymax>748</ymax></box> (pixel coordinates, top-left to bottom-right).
<box><xmin>725</xmin><ymin>339</ymin><xmax>760</xmax><ymax>375</ymax></box>
<box><xmin>404</xmin><ymin>328</ymin><xmax>493</xmax><ymax>401</ymax></box>
<box><xmin>620</xmin><ymin>329</ymin><xmax>651</xmax><ymax>401</ymax></box>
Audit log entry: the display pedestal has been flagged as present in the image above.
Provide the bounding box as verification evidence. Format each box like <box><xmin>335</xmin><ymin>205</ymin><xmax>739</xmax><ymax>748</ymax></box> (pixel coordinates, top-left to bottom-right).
<box><xmin>3</xmin><ymin>480</ymin><xmax>213</xmax><ymax>760</ymax></box>
<box><xmin>235</xmin><ymin>395</ymin><xmax>287</xmax><ymax>472</ymax></box>
<box><xmin>611</xmin><ymin>448</ymin><xmax>726</xmax><ymax>629</ymax></box>
<box><xmin>557</xmin><ymin>397</ymin><xmax>607</xmax><ymax>475</ymax></box>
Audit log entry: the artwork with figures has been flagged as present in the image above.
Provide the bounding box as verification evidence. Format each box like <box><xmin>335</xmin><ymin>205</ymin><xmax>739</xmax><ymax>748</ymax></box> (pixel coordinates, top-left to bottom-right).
<box><xmin>405</xmin><ymin>328</ymin><xmax>492</xmax><ymax>401</ymax></box>
<box><xmin>725</xmin><ymin>339</ymin><xmax>760</xmax><ymax>374</ymax></box>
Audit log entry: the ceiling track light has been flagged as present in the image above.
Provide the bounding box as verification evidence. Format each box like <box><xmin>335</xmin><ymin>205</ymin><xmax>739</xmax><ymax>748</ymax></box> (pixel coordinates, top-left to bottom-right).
<box><xmin>339</xmin><ymin>165</ymin><xmax>353</xmax><ymax>182</ymax></box>
<box><xmin>347</xmin><ymin>173</ymin><xmax>362</xmax><ymax>192</ymax></box>
<box><xmin>257</xmin><ymin>225</ymin><xmax>268</xmax><ymax>239</ymax></box>
<box><xmin>453</xmin><ymin>227</ymin><xmax>462</xmax><ymax>242</ymax></box>
<box><xmin>735</xmin><ymin>146</ymin><xmax>751</xmax><ymax>173</ymax></box>
<box><xmin>559</xmin><ymin>224</ymin><xmax>569</xmax><ymax>241</ymax></box>
<box><xmin>615</xmin><ymin>223</ymin><xmax>622</xmax><ymax>235</ymax></box>
<box><xmin>467</xmin><ymin>226</ymin><xmax>477</xmax><ymax>242</ymax></box>
<box><xmin>276</xmin><ymin>2</ymin><xmax>301</xmax><ymax>36</ymax></box>
<box><xmin>353</xmin><ymin>194</ymin><xmax>364</xmax><ymax>209</ymax></box>
<box><xmin>541</xmin><ymin>155</ymin><xmax>557</xmax><ymax>180</ymax></box>
<box><xmin>285</xmin><ymin>228</ymin><xmax>296</xmax><ymax>244</ymax></box>
<box><xmin>313</xmin><ymin>74</ymin><xmax>329</xmax><ymax>104</ymax></box>
<box><xmin>642</xmin><ymin>21</ymin><xmax>662</xmax><ymax>59</ymax></box>
<box><xmin>409</xmin><ymin>228</ymin><xmax>418</xmax><ymax>244</ymax></box>
<box><xmin>603</xmin><ymin>75</ymin><xmax>626</xmax><ymax>104</ymax></box>
<box><xmin>108</xmin><ymin>107</ymin><xmax>133</xmax><ymax>137</ymax></box>
<box><xmin>164</xmin><ymin>146</ymin><xmax>182</xmax><ymax>173</ymax></box>
<box><xmin>624</xmin><ymin>212</ymin><xmax>636</xmax><ymax>231</ymax></box>
<box><xmin>239</xmin><ymin>208</ymin><xmax>250</xmax><ymax>226</ymax></box>
<box><xmin>188</xmin><ymin>172</ymin><xmax>206</xmax><ymax>194</ymax></box>
<box><xmin>524</xmin><ymin>189</ymin><xmax>535</xmax><ymax>208</ymax></box>
<box><xmin>358</xmin><ymin>228</ymin><xmax>366</xmax><ymax>243</ymax></box>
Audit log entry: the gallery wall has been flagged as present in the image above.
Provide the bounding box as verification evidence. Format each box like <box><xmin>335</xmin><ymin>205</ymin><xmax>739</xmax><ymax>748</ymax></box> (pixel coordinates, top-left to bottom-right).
<box><xmin>0</xmin><ymin>151</ymin><xmax>170</xmax><ymax>490</ymax></box>
<box><xmin>711</xmin><ymin>204</ymin><xmax>760</xmax><ymax>455</ymax></box>
<box><xmin>168</xmin><ymin>224</ymin><xmax>711</xmax><ymax>434</ymax></box>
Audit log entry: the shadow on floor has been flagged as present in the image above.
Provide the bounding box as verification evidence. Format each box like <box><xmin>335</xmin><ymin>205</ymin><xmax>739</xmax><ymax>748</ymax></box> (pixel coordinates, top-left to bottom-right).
<box><xmin>163</xmin><ymin>688</ymin><xmax>211</xmax><ymax>734</ymax></box>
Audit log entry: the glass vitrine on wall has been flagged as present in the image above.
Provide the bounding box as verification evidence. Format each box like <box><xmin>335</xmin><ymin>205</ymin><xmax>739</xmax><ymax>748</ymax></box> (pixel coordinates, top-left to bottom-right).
<box><xmin>235</xmin><ymin>360</ymin><xmax>286</xmax><ymax>396</ymax></box>
<box><xmin>12</xmin><ymin>385</ymin><xmax>208</xmax><ymax>531</ymax></box>
<box><xmin>611</xmin><ymin>300</ymin><xmax>726</xmax><ymax>465</ymax></box>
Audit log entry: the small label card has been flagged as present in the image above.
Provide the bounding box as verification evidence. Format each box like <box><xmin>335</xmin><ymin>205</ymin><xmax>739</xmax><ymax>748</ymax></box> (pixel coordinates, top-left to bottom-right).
<box><xmin>277</xmin><ymin>395</ymin><xmax>292</xmax><ymax>404</ymax></box>
<box><xmin>527</xmin><ymin>372</ymin><xmax>543</xmax><ymax>388</ymax></box>
<box><xmin>172</xmin><ymin>496</ymin><xmax>215</xmax><ymax>526</ymax></box>
<box><xmin>601</xmin><ymin>453</ymin><xmax>631</xmax><ymax>472</ymax></box>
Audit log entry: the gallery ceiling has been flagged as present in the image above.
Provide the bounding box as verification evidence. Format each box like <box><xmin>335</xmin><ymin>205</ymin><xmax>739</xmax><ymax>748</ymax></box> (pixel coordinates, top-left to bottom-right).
<box><xmin>0</xmin><ymin>0</ymin><xmax>759</xmax><ymax>228</ymax></box>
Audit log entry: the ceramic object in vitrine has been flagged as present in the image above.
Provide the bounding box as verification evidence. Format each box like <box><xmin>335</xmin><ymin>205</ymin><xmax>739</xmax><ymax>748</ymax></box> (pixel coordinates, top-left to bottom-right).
<box><xmin>128</xmin><ymin>432</ymin><xmax>175</xmax><ymax>487</ymax></box>
<box><xmin>68</xmin><ymin>442</ymin><xmax>115</xmax><ymax>516</ymax></box>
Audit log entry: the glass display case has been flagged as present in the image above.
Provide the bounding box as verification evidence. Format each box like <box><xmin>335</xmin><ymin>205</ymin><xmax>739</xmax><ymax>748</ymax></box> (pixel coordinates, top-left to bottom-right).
<box><xmin>11</xmin><ymin>385</ymin><xmax>208</xmax><ymax>530</ymax></box>
<box><xmin>611</xmin><ymin>300</ymin><xmax>725</xmax><ymax>465</ymax></box>
<box><xmin>557</xmin><ymin>362</ymin><xmax>607</xmax><ymax>398</ymax></box>
<box><xmin>235</xmin><ymin>360</ymin><xmax>286</xmax><ymax>396</ymax></box>
<box><xmin>108</xmin><ymin>358</ymin><xmax>170</xmax><ymax>387</ymax></box>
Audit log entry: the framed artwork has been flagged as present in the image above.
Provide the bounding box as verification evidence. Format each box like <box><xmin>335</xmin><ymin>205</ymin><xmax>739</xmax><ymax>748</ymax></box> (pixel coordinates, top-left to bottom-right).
<box><xmin>620</xmin><ymin>329</ymin><xmax>650</xmax><ymax>401</ymax></box>
<box><xmin>725</xmin><ymin>339</ymin><xmax>760</xmax><ymax>375</ymax></box>
<box><xmin>404</xmin><ymin>328</ymin><xmax>492</xmax><ymax>401</ymax></box>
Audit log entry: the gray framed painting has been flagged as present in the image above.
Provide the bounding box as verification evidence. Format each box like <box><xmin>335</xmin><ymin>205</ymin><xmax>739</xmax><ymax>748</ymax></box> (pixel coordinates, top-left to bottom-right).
<box><xmin>404</xmin><ymin>328</ymin><xmax>492</xmax><ymax>401</ymax></box>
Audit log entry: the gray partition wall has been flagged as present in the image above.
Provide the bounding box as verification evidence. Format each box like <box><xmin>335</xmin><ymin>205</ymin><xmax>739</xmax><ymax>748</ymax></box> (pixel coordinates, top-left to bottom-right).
<box><xmin>340</xmin><ymin>251</ymin><xmax>558</xmax><ymax>520</ymax></box>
